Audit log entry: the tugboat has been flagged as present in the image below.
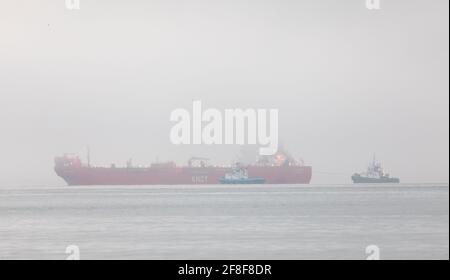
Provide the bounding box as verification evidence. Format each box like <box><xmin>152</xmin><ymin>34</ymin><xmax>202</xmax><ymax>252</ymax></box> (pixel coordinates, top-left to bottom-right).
<box><xmin>219</xmin><ymin>165</ymin><xmax>266</xmax><ymax>184</ymax></box>
<box><xmin>352</xmin><ymin>156</ymin><xmax>400</xmax><ymax>184</ymax></box>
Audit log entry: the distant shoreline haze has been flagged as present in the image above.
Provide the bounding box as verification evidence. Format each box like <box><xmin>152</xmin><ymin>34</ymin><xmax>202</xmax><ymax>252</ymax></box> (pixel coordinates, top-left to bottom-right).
<box><xmin>0</xmin><ymin>0</ymin><xmax>448</xmax><ymax>185</ymax></box>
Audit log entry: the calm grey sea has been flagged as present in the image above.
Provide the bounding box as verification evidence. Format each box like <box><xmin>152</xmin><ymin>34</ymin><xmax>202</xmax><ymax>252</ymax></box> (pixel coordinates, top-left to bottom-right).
<box><xmin>0</xmin><ymin>184</ymin><xmax>448</xmax><ymax>260</ymax></box>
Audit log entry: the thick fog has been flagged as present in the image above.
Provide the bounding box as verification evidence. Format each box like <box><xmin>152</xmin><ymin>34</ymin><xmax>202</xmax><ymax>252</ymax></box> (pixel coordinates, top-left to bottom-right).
<box><xmin>0</xmin><ymin>0</ymin><xmax>448</xmax><ymax>185</ymax></box>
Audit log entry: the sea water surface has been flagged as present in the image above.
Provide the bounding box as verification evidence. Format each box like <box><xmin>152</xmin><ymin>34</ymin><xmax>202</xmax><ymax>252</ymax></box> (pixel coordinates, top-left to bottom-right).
<box><xmin>0</xmin><ymin>184</ymin><xmax>448</xmax><ymax>259</ymax></box>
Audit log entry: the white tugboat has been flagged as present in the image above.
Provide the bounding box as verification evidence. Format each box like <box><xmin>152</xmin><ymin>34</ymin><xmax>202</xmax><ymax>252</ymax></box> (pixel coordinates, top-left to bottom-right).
<box><xmin>219</xmin><ymin>165</ymin><xmax>266</xmax><ymax>184</ymax></box>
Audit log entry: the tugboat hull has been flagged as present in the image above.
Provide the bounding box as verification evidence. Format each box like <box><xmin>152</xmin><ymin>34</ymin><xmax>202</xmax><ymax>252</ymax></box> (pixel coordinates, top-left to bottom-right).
<box><xmin>351</xmin><ymin>174</ymin><xmax>400</xmax><ymax>184</ymax></box>
<box><xmin>219</xmin><ymin>177</ymin><xmax>266</xmax><ymax>184</ymax></box>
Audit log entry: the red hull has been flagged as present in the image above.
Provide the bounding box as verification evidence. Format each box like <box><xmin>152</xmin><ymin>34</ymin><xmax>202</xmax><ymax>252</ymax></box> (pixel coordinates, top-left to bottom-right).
<box><xmin>55</xmin><ymin>159</ymin><xmax>312</xmax><ymax>186</ymax></box>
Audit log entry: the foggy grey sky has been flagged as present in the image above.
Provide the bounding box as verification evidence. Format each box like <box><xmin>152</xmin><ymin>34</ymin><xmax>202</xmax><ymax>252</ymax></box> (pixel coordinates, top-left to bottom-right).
<box><xmin>0</xmin><ymin>0</ymin><xmax>448</xmax><ymax>185</ymax></box>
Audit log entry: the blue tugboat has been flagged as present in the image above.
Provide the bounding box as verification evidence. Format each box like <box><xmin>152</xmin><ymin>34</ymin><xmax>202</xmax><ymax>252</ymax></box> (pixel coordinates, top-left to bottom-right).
<box><xmin>352</xmin><ymin>156</ymin><xmax>400</xmax><ymax>184</ymax></box>
<box><xmin>219</xmin><ymin>165</ymin><xmax>266</xmax><ymax>184</ymax></box>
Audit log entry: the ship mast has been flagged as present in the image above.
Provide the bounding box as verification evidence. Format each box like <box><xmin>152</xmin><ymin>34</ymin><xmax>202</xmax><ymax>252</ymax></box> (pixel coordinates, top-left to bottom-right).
<box><xmin>87</xmin><ymin>146</ymin><xmax>91</xmax><ymax>167</ymax></box>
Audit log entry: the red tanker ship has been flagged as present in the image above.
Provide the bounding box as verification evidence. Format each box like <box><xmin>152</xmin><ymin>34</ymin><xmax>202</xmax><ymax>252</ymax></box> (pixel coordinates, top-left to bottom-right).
<box><xmin>54</xmin><ymin>151</ymin><xmax>312</xmax><ymax>186</ymax></box>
